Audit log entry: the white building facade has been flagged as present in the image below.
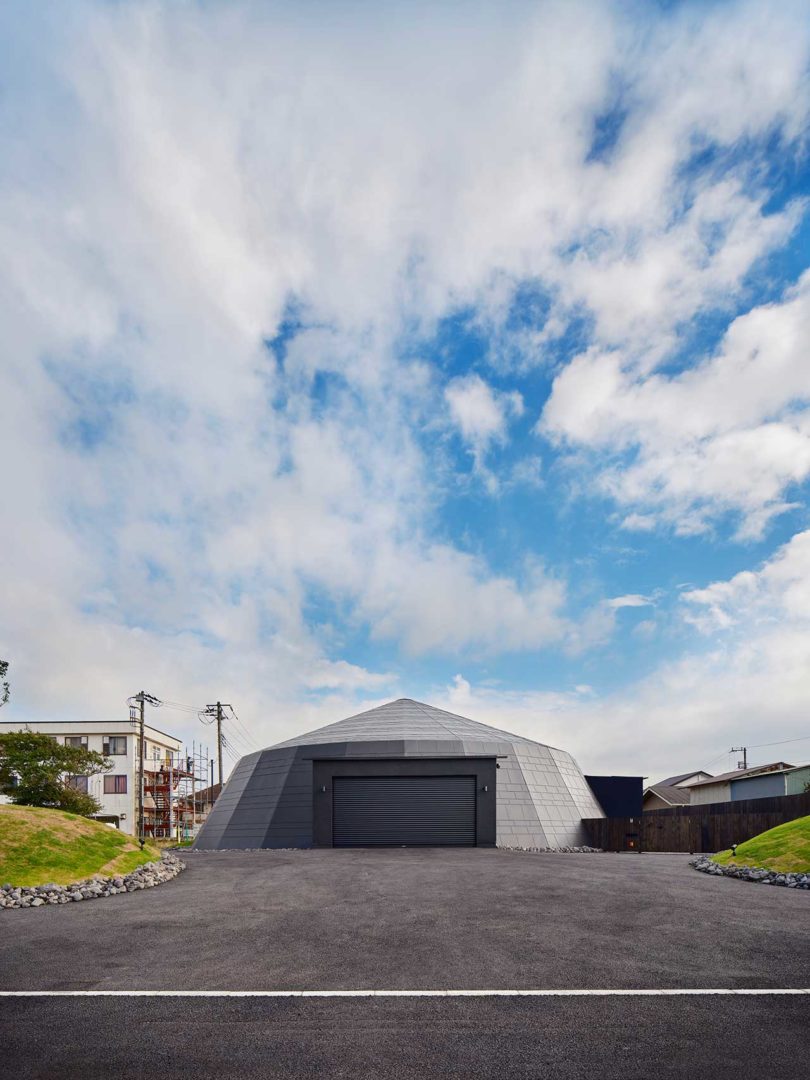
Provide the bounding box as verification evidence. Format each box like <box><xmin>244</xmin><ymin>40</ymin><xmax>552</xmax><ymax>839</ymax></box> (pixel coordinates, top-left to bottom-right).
<box><xmin>0</xmin><ymin>719</ymin><xmax>182</xmax><ymax>836</ymax></box>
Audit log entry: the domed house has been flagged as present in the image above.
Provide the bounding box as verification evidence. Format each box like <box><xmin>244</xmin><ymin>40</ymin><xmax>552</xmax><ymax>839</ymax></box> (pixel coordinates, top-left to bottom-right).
<box><xmin>194</xmin><ymin>698</ymin><xmax>607</xmax><ymax>849</ymax></box>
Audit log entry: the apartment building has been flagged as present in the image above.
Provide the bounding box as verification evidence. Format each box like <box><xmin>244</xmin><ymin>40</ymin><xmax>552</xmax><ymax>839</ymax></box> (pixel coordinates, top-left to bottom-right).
<box><xmin>0</xmin><ymin>719</ymin><xmax>182</xmax><ymax>836</ymax></box>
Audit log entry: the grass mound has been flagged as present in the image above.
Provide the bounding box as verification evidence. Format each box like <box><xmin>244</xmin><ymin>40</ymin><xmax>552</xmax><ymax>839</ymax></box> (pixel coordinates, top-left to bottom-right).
<box><xmin>713</xmin><ymin>815</ymin><xmax>810</xmax><ymax>873</ymax></box>
<box><xmin>0</xmin><ymin>804</ymin><xmax>159</xmax><ymax>886</ymax></box>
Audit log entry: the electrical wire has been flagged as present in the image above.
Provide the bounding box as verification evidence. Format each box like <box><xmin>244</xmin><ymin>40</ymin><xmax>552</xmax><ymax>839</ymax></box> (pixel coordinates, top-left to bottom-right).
<box><xmin>225</xmin><ymin>704</ymin><xmax>259</xmax><ymax>749</ymax></box>
<box><xmin>159</xmin><ymin>701</ymin><xmax>208</xmax><ymax>714</ymax></box>
<box><xmin>223</xmin><ymin>727</ymin><xmax>255</xmax><ymax>755</ymax></box>
<box><xmin>746</xmin><ymin>734</ymin><xmax>810</xmax><ymax>749</ymax></box>
<box><xmin>699</xmin><ymin>735</ymin><xmax>810</xmax><ymax>775</ymax></box>
<box><xmin>699</xmin><ymin>750</ymin><xmax>734</xmax><ymax>772</ymax></box>
<box><xmin>225</xmin><ymin>721</ymin><xmax>257</xmax><ymax>756</ymax></box>
<box><xmin>221</xmin><ymin>737</ymin><xmax>240</xmax><ymax>763</ymax></box>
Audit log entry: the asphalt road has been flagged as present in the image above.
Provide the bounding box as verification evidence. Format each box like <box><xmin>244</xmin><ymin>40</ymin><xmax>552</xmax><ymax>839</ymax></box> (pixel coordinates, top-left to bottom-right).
<box><xmin>1</xmin><ymin>849</ymin><xmax>808</xmax><ymax>1077</ymax></box>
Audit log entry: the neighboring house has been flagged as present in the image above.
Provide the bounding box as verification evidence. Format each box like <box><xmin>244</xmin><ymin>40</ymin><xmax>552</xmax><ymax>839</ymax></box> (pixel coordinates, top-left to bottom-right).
<box><xmin>643</xmin><ymin>770</ymin><xmax>714</xmax><ymax>811</ymax></box>
<box><xmin>0</xmin><ymin>719</ymin><xmax>182</xmax><ymax>836</ymax></box>
<box><xmin>643</xmin><ymin>784</ymin><xmax>693</xmax><ymax>811</ymax></box>
<box><xmin>174</xmin><ymin>782</ymin><xmax>222</xmax><ymax>836</ymax></box>
<box><xmin>657</xmin><ymin>771</ymin><xmax>714</xmax><ymax>789</ymax></box>
<box><xmin>688</xmin><ymin>762</ymin><xmax>795</xmax><ymax>806</ymax></box>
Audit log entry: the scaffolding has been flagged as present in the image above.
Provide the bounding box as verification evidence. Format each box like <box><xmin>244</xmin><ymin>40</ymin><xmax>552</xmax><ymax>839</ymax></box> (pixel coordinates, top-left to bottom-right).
<box><xmin>142</xmin><ymin>742</ymin><xmax>212</xmax><ymax>841</ymax></box>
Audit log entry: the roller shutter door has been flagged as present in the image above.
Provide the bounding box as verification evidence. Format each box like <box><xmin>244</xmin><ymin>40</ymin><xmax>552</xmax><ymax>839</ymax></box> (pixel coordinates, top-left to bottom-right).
<box><xmin>332</xmin><ymin>775</ymin><xmax>477</xmax><ymax>846</ymax></box>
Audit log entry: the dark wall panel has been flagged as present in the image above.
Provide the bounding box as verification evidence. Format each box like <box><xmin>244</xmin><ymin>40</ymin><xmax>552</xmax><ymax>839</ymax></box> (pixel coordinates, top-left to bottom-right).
<box><xmin>585</xmin><ymin>775</ymin><xmax>644</xmax><ymax>817</ymax></box>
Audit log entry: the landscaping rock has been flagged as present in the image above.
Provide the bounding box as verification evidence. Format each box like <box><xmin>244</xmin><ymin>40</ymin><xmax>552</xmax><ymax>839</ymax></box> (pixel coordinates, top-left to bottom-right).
<box><xmin>0</xmin><ymin>853</ymin><xmax>185</xmax><ymax>910</ymax></box>
<box><xmin>181</xmin><ymin>844</ymin><xmax>607</xmax><ymax>854</ymax></box>
<box><xmin>502</xmin><ymin>845</ymin><xmax>604</xmax><ymax>853</ymax></box>
<box><xmin>691</xmin><ymin>854</ymin><xmax>810</xmax><ymax>890</ymax></box>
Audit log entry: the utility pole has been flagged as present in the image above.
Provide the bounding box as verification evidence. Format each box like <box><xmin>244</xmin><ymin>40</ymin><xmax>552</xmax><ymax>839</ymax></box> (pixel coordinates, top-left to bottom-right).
<box><xmin>169</xmin><ymin>754</ymin><xmax>174</xmax><ymax>841</ymax></box>
<box><xmin>192</xmin><ymin>739</ymin><xmax>197</xmax><ymax>832</ymax></box>
<box><xmin>216</xmin><ymin>702</ymin><xmax>223</xmax><ymax>788</ymax></box>
<box><xmin>138</xmin><ymin>692</ymin><xmax>145</xmax><ymax>849</ymax></box>
<box><xmin>130</xmin><ymin>691</ymin><xmax>161</xmax><ymax>849</ymax></box>
<box><xmin>730</xmin><ymin>746</ymin><xmax>748</xmax><ymax>770</ymax></box>
<box><xmin>205</xmin><ymin>701</ymin><xmax>230</xmax><ymax>788</ymax></box>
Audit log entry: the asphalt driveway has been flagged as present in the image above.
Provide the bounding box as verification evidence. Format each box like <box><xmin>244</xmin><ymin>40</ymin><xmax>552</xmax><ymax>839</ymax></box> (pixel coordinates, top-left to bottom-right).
<box><xmin>1</xmin><ymin>848</ymin><xmax>807</xmax><ymax>990</ymax></box>
<box><xmin>1</xmin><ymin>849</ymin><xmax>808</xmax><ymax>1078</ymax></box>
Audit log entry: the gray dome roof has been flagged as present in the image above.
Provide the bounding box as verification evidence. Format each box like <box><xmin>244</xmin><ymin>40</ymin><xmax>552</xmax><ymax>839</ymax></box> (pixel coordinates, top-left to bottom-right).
<box><xmin>271</xmin><ymin>697</ymin><xmax>554</xmax><ymax>750</ymax></box>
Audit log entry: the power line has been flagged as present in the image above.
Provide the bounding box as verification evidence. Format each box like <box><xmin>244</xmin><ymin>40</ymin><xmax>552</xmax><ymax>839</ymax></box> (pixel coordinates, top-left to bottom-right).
<box><xmin>700</xmin><ymin>750</ymin><xmax>733</xmax><ymax>772</ymax></box>
<box><xmin>746</xmin><ymin>734</ymin><xmax>810</xmax><ymax>749</ymax></box>
<box><xmin>159</xmin><ymin>701</ymin><xmax>207</xmax><ymax>714</ymax></box>
<box><xmin>221</xmin><ymin>736</ymin><xmax>240</xmax><ymax>763</ymax></box>
<box><xmin>221</xmin><ymin>723</ymin><xmax>255</xmax><ymax>752</ymax></box>
<box><xmin>225</xmin><ymin>705</ymin><xmax>259</xmax><ymax>749</ymax></box>
<box><xmin>700</xmin><ymin>734</ymin><xmax>810</xmax><ymax>773</ymax></box>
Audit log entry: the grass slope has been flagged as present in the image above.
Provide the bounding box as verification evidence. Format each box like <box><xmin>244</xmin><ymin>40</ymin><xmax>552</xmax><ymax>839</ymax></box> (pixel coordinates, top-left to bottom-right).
<box><xmin>0</xmin><ymin>804</ymin><xmax>159</xmax><ymax>886</ymax></box>
<box><xmin>713</xmin><ymin>815</ymin><xmax>810</xmax><ymax>873</ymax></box>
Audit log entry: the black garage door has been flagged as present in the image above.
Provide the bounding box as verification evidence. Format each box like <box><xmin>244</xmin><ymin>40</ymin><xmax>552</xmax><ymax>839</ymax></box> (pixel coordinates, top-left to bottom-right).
<box><xmin>332</xmin><ymin>775</ymin><xmax>477</xmax><ymax>846</ymax></box>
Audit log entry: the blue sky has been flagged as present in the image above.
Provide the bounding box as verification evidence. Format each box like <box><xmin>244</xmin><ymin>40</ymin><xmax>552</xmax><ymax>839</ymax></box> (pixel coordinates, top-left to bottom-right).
<box><xmin>1</xmin><ymin>0</ymin><xmax>810</xmax><ymax>781</ymax></box>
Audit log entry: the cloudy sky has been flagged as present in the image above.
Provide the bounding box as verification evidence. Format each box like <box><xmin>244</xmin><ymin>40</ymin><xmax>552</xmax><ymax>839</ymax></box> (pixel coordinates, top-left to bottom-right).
<box><xmin>1</xmin><ymin>0</ymin><xmax>809</xmax><ymax>782</ymax></box>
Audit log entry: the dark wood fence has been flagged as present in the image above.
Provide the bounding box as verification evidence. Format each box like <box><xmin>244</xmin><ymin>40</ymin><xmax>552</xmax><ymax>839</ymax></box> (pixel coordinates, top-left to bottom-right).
<box><xmin>582</xmin><ymin>791</ymin><xmax>810</xmax><ymax>853</ymax></box>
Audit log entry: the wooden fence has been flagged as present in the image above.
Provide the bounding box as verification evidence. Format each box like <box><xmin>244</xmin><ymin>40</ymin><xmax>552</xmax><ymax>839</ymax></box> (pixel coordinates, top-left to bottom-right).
<box><xmin>582</xmin><ymin>791</ymin><xmax>810</xmax><ymax>853</ymax></box>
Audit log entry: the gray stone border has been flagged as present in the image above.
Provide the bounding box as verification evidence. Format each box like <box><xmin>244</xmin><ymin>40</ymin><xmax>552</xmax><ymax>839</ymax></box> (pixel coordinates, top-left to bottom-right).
<box><xmin>501</xmin><ymin>845</ymin><xmax>604</xmax><ymax>853</ymax></box>
<box><xmin>180</xmin><ymin>845</ymin><xmax>606</xmax><ymax>854</ymax></box>
<box><xmin>0</xmin><ymin>853</ymin><xmax>185</xmax><ymax>909</ymax></box>
<box><xmin>691</xmin><ymin>854</ymin><xmax>810</xmax><ymax>889</ymax></box>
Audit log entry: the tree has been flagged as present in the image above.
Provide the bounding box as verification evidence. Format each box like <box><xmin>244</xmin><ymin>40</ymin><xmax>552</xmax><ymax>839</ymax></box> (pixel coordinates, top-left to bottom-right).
<box><xmin>0</xmin><ymin>731</ymin><xmax>111</xmax><ymax>816</ymax></box>
<box><xmin>0</xmin><ymin>660</ymin><xmax>8</xmax><ymax>708</ymax></box>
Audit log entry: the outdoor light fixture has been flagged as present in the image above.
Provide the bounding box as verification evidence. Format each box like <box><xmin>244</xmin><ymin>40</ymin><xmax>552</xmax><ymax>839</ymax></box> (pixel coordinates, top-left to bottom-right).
<box><xmin>320</xmin><ymin>785</ymin><xmax>327</xmax><ymax>793</ymax></box>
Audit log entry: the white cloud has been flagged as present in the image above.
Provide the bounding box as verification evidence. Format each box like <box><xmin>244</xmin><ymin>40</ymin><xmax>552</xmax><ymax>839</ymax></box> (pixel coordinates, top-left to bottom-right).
<box><xmin>542</xmin><ymin>274</ymin><xmax>810</xmax><ymax>537</ymax></box>
<box><xmin>359</xmin><ymin>546</ymin><xmax>566</xmax><ymax>655</ymax></box>
<box><xmin>605</xmin><ymin>594</ymin><xmax>654</xmax><ymax>610</ymax></box>
<box><xmin>444</xmin><ymin>374</ymin><xmax>523</xmax><ymax>487</ymax></box>
<box><xmin>445</xmin><ymin>375</ymin><xmax>522</xmax><ymax>446</ymax></box>
<box><xmin>682</xmin><ymin>529</ymin><xmax>810</xmax><ymax>632</ymax></box>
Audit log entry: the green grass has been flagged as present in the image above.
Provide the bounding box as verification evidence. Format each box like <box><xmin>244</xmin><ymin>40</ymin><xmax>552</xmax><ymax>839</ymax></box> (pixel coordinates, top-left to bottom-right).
<box><xmin>0</xmin><ymin>804</ymin><xmax>159</xmax><ymax>886</ymax></box>
<box><xmin>713</xmin><ymin>815</ymin><xmax>810</xmax><ymax>873</ymax></box>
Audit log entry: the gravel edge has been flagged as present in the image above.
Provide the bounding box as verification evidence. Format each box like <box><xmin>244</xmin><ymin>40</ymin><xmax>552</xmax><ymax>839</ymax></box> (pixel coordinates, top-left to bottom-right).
<box><xmin>690</xmin><ymin>854</ymin><xmax>810</xmax><ymax>889</ymax></box>
<box><xmin>182</xmin><ymin>844</ymin><xmax>605</xmax><ymax>854</ymax></box>
<box><xmin>0</xmin><ymin>852</ymin><xmax>186</xmax><ymax>909</ymax></box>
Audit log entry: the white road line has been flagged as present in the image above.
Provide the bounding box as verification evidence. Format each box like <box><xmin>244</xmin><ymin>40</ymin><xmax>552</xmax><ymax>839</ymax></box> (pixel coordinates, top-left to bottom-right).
<box><xmin>0</xmin><ymin>989</ymin><xmax>807</xmax><ymax>998</ymax></box>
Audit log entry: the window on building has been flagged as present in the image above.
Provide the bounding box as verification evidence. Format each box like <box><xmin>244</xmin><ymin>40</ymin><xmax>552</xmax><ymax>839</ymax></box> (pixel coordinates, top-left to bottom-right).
<box><xmin>67</xmin><ymin>775</ymin><xmax>89</xmax><ymax>793</ymax></box>
<box><xmin>103</xmin><ymin>736</ymin><xmax>127</xmax><ymax>756</ymax></box>
<box><xmin>64</xmin><ymin>736</ymin><xmax>88</xmax><ymax>749</ymax></box>
<box><xmin>104</xmin><ymin>775</ymin><xmax>127</xmax><ymax>795</ymax></box>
